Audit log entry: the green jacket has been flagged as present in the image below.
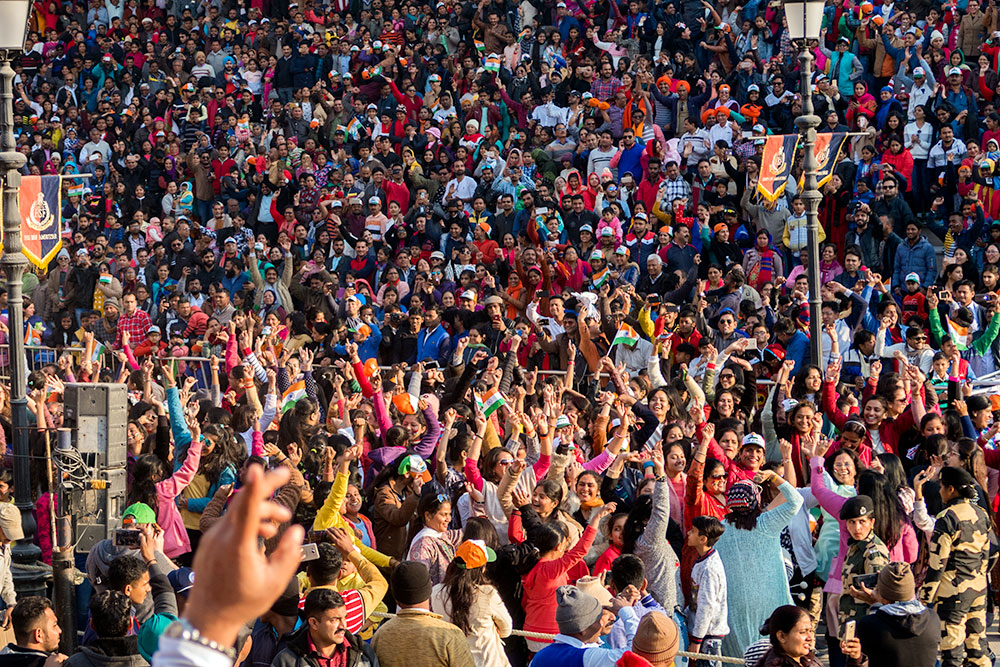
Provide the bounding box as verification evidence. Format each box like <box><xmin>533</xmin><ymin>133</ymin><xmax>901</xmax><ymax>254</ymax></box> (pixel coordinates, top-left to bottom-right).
<box><xmin>928</xmin><ymin>306</ymin><xmax>1000</xmax><ymax>358</ymax></box>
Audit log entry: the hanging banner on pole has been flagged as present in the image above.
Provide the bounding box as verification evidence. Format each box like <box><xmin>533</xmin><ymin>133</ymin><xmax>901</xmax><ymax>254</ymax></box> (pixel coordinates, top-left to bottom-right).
<box><xmin>0</xmin><ymin>175</ymin><xmax>63</xmax><ymax>268</ymax></box>
<box><xmin>811</xmin><ymin>132</ymin><xmax>848</xmax><ymax>189</ymax></box>
<box><xmin>756</xmin><ymin>134</ymin><xmax>798</xmax><ymax>203</ymax></box>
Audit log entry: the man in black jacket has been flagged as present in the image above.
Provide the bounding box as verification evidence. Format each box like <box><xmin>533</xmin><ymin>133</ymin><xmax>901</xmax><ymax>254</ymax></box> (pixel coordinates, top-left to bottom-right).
<box><xmin>857</xmin><ymin>562</ymin><xmax>940</xmax><ymax>667</ymax></box>
<box><xmin>0</xmin><ymin>596</ymin><xmax>64</xmax><ymax>667</ymax></box>
<box><xmin>271</xmin><ymin>589</ymin><xmax>377</xmax><ymax>667</ymax></box>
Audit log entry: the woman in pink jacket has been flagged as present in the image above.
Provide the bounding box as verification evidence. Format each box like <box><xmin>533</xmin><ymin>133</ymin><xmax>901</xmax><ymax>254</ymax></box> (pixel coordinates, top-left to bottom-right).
<box><xmin>127</xmin><ymin>421</ymin><xmax>204</xmax><ymax>559</ymax></box>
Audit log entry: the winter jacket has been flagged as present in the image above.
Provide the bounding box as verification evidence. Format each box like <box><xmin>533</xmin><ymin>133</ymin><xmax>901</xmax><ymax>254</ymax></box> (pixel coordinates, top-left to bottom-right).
<box><xmin>155</xmin><ymin>439</ymin><xmax>202</xmax><ymax>558</ymax></box>
<box><xmin>415</xmin><ymin>324</ymin><xmax>450</xmax><ymax>366</ymax></box>
<box><xmin>892</xmin><ymin>236</ymin><xmax>937</xmax><ymax>290</ymax></box>
<box><xmin>271</xmin><ymin>624</ymin><xmax>377</xmax><ymax>667</ymax></box>
<box><xmin>0</xmin><ymin>644</ymin><xmax>51</xmax><ymax>667</ymax></box>
<box><xmin>783</xmin><ymin>213</ymin><xmax>825</xmax><ymax>252</ymax></box>
<box><xmin>857</xmin><ymin>601</ymin><xmax>941</xmax><ymax>667</ymax></box>
<box><xmin>63</xmin><ymin>637</ymin><xmax>148</xmax><ymax>667</ymax></box>
<box><xmin>372</xmin><ymin>484</ymin><xmax>420</xmax><ymax>560</ymax></box>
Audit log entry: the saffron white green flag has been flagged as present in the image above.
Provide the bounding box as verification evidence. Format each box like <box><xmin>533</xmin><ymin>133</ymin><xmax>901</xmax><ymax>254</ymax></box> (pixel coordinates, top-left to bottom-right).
<box><xmin>947</xmin><ymin>318</ymin><xmax>970</xmax><ymax>351</ymax></box>
<box><xmin>612</xmin><ymin>323</ymin><xmax>639</xmax><ymax>347</ymax></box>
<box><xmin>281</xmin><ymin>380</ymin><xmax>306</xmax><ymax>412</ymax></box>
<box><xmin>476</xmin><ymin>388</ymin><xmax>506</xmax><ymax>418</ymax></box>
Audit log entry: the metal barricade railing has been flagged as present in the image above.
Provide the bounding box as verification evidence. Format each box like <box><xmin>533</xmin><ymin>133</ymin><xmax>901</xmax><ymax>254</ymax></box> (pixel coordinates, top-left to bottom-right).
<box><xmin>0</xmin><ymin>345</ymin><xmax>215</xmax><ymax>389</ymax></box>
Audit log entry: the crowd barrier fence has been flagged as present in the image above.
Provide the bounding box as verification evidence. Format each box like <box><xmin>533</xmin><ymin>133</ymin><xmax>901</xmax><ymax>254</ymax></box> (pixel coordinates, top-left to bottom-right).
<box><xmin>370</xmin><ymin>611</ymin><xmax>745</xmax><ymax>664</ymax></box>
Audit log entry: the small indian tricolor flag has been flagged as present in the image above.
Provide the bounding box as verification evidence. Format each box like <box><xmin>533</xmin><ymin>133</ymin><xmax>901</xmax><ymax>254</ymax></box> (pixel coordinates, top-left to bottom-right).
<box><xmin>484</xmin><ymin>54</ymin><xmax>501</xmax><ymax>73</ymax></box>
<box><xmin>947</xmin><ymin>318</ymin><xmax>970</xmax><ymax>351</ymax></box>
<box><xmin>612</xmin><ymin>323</ymin><xmax>640</xmax><ymax>347</ymax></box>
<box><xmin>591</xmin><ymin>267</ymin><xmax>610</xmax><ymax>289</ymax></box>
<box><xmin>91</xmin><ymin>342</ymin><xmax>106</xmax><ymax>362</ymax></box>
<box><xmin>281</xmin><ymin>380</ymin><xmax>306</xmax><ymax>412</ymax></box>
<box><xmin>476</xmin><ymin>388</ymin><xmax>506</xmax><ymax>418</ymax></box>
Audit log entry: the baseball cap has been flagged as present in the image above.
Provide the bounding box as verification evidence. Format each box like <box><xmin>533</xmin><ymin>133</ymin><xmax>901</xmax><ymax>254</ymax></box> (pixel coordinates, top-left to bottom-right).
<box><xmin>747</xmin><ymin>84</ymin><xmax>759</xmax><ymax>92</ymax></box>
<box><xmin>905</xmin><ymin>272</ymin><xmax>920</xmax><ymax>284</ymax></box>
<box><xmin>484</xmin><ymin>295</ymin><xmax>503</xmax><ymax>306</ymax></box>
<box><xmin>148</xmin><ymin>325</ymin><xmax>161</xmax><ymax>334</ymax></box>
<box><xmin>949</xmin><ymin>66</ymin><xmax>963</xmax><ymax>76</ymax></box>
<box><xmin>555</xmin><ymin>415</ymin><xmax>571</xmax><ymax>429</ymax></box>
<box><xmin>454</xmin><ymin>540</ymin><xmax>497</xmax><ymax>569</ymax></box>
<box><xmin>590</xmin><ymin>249</ymin><xmax>604</xmax><ymax>260</ymax></box>
<box><xmin>122</xmin><ymin>502</ymin><xmax>157</xmax><ymax>525</ymax></box>
<box><xmin>600</xmin><ymin>227</ymin><xmax>613</xmax><ymax>237</ymax></box>
<box><xmin>168</xmin><ymin>567</ymin><xmax>195</xmax><ymax>595</ymax></box>
<box><xmin>460</xmin><ymin>289</ymin><xmax>477</xmax><ymax>301</ymax></box>
<box><xmin>0</xmin><ymin>504</ymin><xmax>22</xmax><ymax>541</ymax></box>
<box><xmin>368</xmin><ymin>196</ymin><xmax>381</xmax><ymax>205</ymax></box>
<box><xmin>615</xmin><ymin>246</ymin><xmax>628</xmax><ymax>255</ymax></box>
<box><xmin>913</xmin><ymin>66</ymin><xmax>925</xmax><ymax>78</ymax></box>
<box><xmin>397</xmin><ymin>454</ymin><xmax>431</xmax><ymax>483</ymax></box>
<box><xmin>430</xmin><ymin>250</ymin><xmax>445</xmax><ymax>260</ymax></box>
<box><xmin>741</xmin><ymin>433</ymin><xmax>766</xmax><ymax>450</ymax></box>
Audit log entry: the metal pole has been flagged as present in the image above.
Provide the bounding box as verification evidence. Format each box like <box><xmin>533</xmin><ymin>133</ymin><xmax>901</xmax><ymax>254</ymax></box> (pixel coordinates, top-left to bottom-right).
<box><xmin>53</xmin><ymin>429</ymin><xmax>75</xmax><ymax>654</ymax></box>
<box><xmin>0</xmin><ymin>56</ymin><xmax>43</xmax><ymax>595</ymax></box>
<box><xmin>795</xmin><ymin>41</ymin><xmax>824</xmax><ymax>369</ymax></box>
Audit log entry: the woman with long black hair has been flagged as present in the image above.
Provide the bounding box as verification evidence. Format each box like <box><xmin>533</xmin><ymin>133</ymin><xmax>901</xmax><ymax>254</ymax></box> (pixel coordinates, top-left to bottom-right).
<box><xmin>127</xmin><ymin>425</ymin><xmax>203</xmax><ymax>560</ymax></box>
<box><xmin>431</xmin><ymin>539</ymin><xmax>513</xmax><ymax>667</ymax></box>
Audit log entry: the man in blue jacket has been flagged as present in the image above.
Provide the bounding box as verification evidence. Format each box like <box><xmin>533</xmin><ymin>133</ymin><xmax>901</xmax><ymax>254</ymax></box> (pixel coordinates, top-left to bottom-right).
<box><xmin>893</xmin><ymin>221</ymin><xmax>938</xmax><ymax>295</ymax></box>
<box><xmin>414</xmin><ymin>305</ymin><xmax>451</xmax><ymax>366</ymax></box>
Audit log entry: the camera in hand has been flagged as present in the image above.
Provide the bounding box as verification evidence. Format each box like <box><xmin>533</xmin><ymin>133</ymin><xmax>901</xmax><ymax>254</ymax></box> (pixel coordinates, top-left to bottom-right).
<box><xmin>114</xmin><ymin>529</ymin><xmax>142</xmax><ymax>549</ymax></box>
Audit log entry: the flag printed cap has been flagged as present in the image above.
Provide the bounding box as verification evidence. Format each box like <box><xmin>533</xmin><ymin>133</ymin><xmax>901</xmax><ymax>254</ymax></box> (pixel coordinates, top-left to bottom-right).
<box><xmin>398</xmin><ymin>454</ymin><xmax>431</xmax><ymax>482</ymax></box>
<box><xmin>555</xmin><ymin>415</ymin><xmax>571</xmax><ymax>429</ymax></box>
<box><xmin>905</xmin><ymin>272</ymin><xmax>920</xmax><ymax>284</ymax></box>
<box><xmin>741</xmin><ymin>433</ymin><xmax>766</xmax><ymax>450</ymax></box>
<box><xmin>392</xmin><ymin>392</ymin><xmax>418</xmax><ymax>415</ymax></box>
<box><xmin>455</xmin><ymin>539</ymin><xmax>497</xmax><ymax>569</ymax></box>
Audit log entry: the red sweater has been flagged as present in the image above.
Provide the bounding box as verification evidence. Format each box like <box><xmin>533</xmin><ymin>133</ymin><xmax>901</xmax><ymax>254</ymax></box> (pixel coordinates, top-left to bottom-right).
<box><xmin>522</xmin><ymin>525</ymin><xmax>597</xmax><ymax>637</ymax></box>
<box><xmin>880</xmin><ymin>149</ymin><xmax>914</xmax><ymax>191</ymax></box>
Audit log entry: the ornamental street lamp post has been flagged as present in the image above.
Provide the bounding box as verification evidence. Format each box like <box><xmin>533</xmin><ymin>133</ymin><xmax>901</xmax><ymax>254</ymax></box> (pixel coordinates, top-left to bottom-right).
<box><xmin>786</xmin><ymin>0</ymin><xmax>826</xmax><ymax>367</ymax></box>
<box><xmin>0</xmin><ymin>0</ymin><xmax>47</xmax><ymax>598</ymax></box>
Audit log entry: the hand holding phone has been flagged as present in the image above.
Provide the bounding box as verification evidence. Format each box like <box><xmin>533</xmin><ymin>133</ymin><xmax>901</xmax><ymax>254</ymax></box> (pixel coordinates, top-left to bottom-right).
<box><xmin>842</xmin><ymin>619</ymin><xmax>856</xmax><ymax>643</ymax></box>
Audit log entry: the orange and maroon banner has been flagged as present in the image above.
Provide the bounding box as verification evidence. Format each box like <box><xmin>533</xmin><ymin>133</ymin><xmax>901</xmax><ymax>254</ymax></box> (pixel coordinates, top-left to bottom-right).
<box><xmin>757</xmin><ymin>134</ymin><xmax>798</xmax><ymax>203</ymax></box>
<box><xmin>813</xmin><ymin>132</ymin><xmax>848</xmax><ymax>189</ymax></box>
<box><xmin>0</xmin><ymin>175</ymin><xmax>63</xmax><ymax>269</ymax></box>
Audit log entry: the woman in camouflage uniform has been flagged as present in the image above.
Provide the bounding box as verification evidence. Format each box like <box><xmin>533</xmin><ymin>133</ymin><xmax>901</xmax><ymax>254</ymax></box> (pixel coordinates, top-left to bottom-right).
<box><xmin>919</xmin><ymin>466</ymin><xmax>992</xmax><ymax>667</ymax></box>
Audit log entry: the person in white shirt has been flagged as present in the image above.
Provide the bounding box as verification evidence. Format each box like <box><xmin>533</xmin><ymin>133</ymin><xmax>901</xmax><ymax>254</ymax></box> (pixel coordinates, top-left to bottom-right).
<box><xmin>894</xmin><ymin>60</ymin><xmax>936</xmax><ymax>119</ymax></box>
<box><xmin>678</xmin><ymin>117</ymin><xmax>712</xmax><ymax>170</ymax></box>
<box><xmin>443</xmin><ymin>162</ymin><xmax>478</xmax><ymax>214</ymax></box>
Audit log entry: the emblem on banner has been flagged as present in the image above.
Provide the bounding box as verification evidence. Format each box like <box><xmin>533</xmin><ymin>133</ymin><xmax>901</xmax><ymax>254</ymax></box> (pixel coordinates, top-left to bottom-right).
<box><xmin>26</xmin><ymin>192</ymin><xmax>52</xmax><ymax>232</ymax></box>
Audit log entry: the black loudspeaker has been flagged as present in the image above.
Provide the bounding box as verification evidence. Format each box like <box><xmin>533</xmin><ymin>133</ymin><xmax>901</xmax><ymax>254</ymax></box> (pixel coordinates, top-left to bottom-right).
<box><xmin>60</xmin><ymin>384</ymin><xmax>128</xmax><ymax>552</ymax></box>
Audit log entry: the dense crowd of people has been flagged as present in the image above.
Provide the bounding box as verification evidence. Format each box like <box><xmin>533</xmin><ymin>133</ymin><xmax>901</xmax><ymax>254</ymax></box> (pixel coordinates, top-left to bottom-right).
<box><xmin>3</xmin><ymin>0</ymin><xmax>1000</xmax><ymax>664</ymax></box>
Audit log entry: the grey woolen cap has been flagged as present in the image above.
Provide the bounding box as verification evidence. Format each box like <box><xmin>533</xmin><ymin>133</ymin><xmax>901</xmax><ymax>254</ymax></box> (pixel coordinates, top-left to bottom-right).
<box><xmin>555</xmin><ymin>585</ymin><xmax>603</xmax><ymax>635</ymax></box>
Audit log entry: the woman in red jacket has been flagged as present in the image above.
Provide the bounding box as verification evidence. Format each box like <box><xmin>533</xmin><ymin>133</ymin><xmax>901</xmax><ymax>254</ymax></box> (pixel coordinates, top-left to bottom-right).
<box><xmin>880</xmin><ymin>136</ymin><xmax>915</xmax><ymax>192</ymax></box>
<box><xmin>520</xmin><ymin>502</ymin><xmax>616</xmax><ymax>654</ymax></box>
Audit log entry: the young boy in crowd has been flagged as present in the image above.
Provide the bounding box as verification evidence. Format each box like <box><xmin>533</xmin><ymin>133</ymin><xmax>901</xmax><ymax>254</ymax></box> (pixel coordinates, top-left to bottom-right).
<box><xmin>901</xmin><ymin>273</ymin><xmax>928</xmax><ymax>323</ymax></box>
<box><xmin>686</xmin><ymin>515</ymin><xmax>728</xmax><ymax>666</ymax></box>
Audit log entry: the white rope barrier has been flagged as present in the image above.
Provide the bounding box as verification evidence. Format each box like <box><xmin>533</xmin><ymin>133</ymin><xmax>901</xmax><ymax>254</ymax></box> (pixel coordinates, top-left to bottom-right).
<box><xmin>369</xmin><ymin>611</ymin><xmax>747</xmax><ymax>664</ymax></box>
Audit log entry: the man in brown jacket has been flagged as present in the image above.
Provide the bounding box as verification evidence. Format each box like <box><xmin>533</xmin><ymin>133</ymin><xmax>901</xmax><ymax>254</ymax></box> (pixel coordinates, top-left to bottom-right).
<box><xmin>372</xmin><ymin>460</ymin><xmax>423</xmax><ymax>559</ymax></box>
<box><xmin>371</xmin><ymin>561</ymin><xmax>475</xmax><ymax>667</ymax></box>
<box><xmin>185</xmin><ymin>146</ymin><xmax>216</xmax><ymax>224</ymax></box>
